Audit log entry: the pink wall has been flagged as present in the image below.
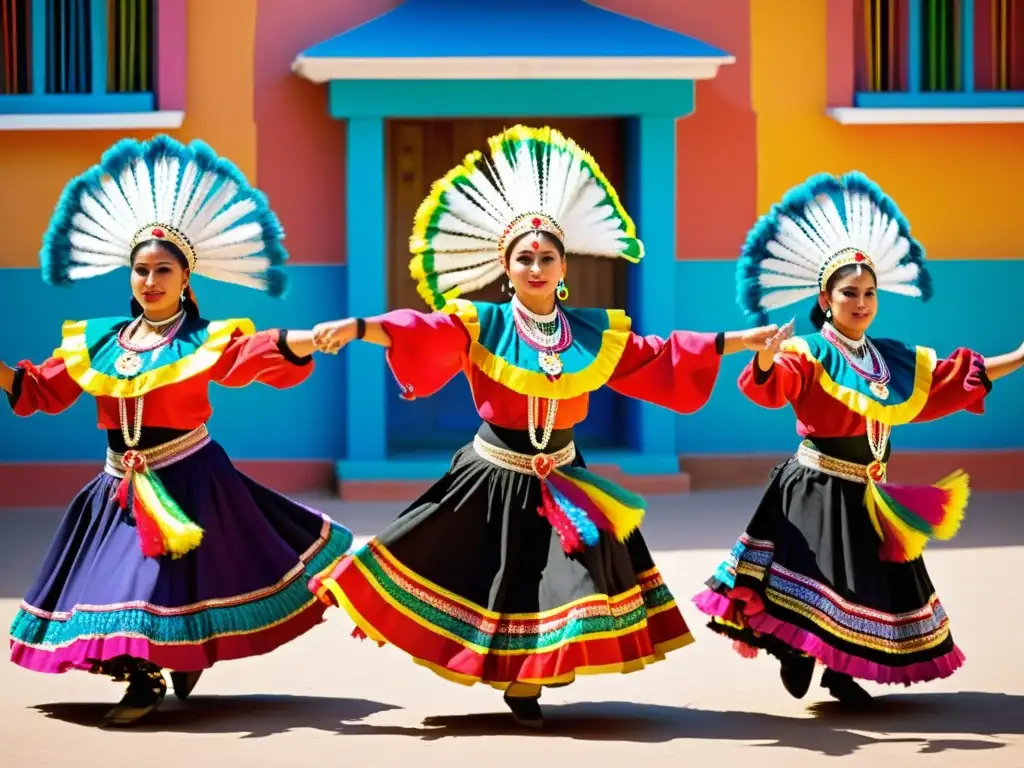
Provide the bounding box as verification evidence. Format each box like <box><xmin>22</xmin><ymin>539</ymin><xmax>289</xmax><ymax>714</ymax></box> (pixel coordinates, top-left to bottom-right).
<box><xmin>253</xmin><ymin>0</ymin><xmax>401</xmax><ymax>265</ymax></box>
<box><xmin>594</xmin><ymin>0</ymin><xmax>756</xmax><ymax>261</ymax></box>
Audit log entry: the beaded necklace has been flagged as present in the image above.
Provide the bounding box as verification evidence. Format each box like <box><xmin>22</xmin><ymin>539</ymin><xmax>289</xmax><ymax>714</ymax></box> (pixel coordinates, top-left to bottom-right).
<box><xmin>511</xmin><ymin>296</ymin><xmax>573</xmax><ymax>451</ymax></box>
<box><xmin>821</xmin><ymin>321</ymin><xmax>891</xmax><ymax>399</ymax></box>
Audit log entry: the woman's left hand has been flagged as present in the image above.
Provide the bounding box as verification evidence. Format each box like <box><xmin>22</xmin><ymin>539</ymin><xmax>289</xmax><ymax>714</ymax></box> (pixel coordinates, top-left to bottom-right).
<box><xmin>742</xmin><ymin>320</ymin><xmax>794</xmax><ymax>352</ymax></box>
<box><xmin>312</xmin><ymin>318</ymin><xmax>357</xmax><ymax>355</ymax></box>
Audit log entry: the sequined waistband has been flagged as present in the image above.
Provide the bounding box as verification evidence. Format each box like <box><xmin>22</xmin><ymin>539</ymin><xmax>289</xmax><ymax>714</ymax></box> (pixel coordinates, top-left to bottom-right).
<box><xmin>472</xmin><ymin>435</ymin><xmax>576</xmax><ymax>477</ymax></box>
<box><xmin>796</xmin><ymin>442</ymin><xmax>887</xmax><ymax>483</ymax></box>
<box><xmin>104</xmin><ymin>424</ymin><xmax>211</xmax><ymax>478</ymax></box>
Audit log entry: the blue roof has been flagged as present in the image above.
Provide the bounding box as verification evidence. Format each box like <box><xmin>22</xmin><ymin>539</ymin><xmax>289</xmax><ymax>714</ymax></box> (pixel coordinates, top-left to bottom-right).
<box><xmin>298</xmin><ymin>0</ymin><xmax>731</xmax><ymax>60</ymax></box>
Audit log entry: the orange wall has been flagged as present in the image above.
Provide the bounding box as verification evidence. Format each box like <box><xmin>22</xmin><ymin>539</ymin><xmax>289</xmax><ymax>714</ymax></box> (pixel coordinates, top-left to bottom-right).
<box><xmin>750</xmin><ymin>0</ymin><xmax>1024</xmax><ymax>260</ymax></box>
<box><xmin>0</xmin><ymin>0</ymin><xmax>257</xmax><ymax>269</ymax></box>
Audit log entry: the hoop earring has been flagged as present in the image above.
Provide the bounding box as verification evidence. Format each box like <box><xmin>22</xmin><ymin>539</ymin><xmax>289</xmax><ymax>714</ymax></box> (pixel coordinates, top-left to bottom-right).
<box><xmin>556</xmin><ymin>278</ymin><xmax>569</xmax><ymax>301</ymax></box>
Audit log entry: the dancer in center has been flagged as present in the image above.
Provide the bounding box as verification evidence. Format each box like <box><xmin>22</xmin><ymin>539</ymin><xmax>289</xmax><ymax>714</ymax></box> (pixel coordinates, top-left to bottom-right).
<box><xmin>308</xmin><ymin>125</ymin><xmax>779</xmax><ymax>727</ymax></box>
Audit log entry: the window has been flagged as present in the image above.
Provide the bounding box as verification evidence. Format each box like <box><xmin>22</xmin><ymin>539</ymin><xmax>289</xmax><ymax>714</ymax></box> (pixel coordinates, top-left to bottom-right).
<box><xmin>0</xmin><ymin>0</ymin><xmax>184</xmax><ymax>128</ymax></box>
<box><xmin>855</xmin><ymin>0</ymin><xmax>1024</xmax><ymax>107</ymax></box>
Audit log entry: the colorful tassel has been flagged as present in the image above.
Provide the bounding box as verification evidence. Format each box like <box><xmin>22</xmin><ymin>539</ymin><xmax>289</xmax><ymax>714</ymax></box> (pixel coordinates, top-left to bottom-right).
<box><xmin>546</xmin><ymin>482</ymin><xmax>600</xmax><ymax>549</ymax></box>
<box><xmin>864</xmin><ymin>467</ymin><xmax>969</xmax><ymax>563</ymax></box>
<box><xmin>115</xmin><ymin>451</ymin><xmax>204</xmax><ymax>559</ymax></box>
<box><xmin>531</xmin><ymin>467</ymin><xmax>648</xmax><ymax>555</ymax></box>
<box><xmin>538</xmin><ymin>482</ymin><xmax>584</xmax><ymax>553</ymax></box>
<box><xmin>555</xmin><ymin>467</ymin><xmax>646</xmax><ymax>542</ymax></box>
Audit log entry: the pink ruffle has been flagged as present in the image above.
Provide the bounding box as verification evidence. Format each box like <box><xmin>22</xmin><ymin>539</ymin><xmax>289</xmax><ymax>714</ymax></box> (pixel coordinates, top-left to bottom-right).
<box><xmin>692</xmin><ymin>588</ymin><xmax>966</xmax><ymax>686</ymax></box>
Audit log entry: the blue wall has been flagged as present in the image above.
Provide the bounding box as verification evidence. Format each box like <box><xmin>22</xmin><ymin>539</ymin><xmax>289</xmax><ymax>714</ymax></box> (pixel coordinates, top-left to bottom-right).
<box><xmin>2</xmin><ymin>260</ymin><xmax>1022</xmax><ymax>463</ymax></box>
<box><xmin>0</xmin><ymin>266</ymin><xmax>348</xmax><ymax>461</ymax></box>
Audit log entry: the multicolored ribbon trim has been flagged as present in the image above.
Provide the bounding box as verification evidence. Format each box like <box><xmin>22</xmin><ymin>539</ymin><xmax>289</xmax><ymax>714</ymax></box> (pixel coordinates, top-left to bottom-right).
<box><xmin>106</xmin><ymin>426</ymin><xmax>210</xmax><ymax>559</ymax></box>
<box><xmin>473</xmin><ymin>436</ymin><xmax>646</xmax><ymax>554</ymax></box>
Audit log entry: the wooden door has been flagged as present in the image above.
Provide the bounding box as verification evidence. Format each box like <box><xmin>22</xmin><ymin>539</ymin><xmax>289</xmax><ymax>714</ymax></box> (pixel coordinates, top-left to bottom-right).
<box><xmin>385</xmin><ymin>118</ymin><xmax>628</xmax><ymax>452</ymax></box>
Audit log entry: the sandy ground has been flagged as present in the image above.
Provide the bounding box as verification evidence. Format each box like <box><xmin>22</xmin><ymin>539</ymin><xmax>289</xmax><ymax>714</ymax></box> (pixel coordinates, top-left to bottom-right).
<box><xmin>2</xmin><ymin>488</ymin><xmax>1023</xmax><ymax>767</ymax></box>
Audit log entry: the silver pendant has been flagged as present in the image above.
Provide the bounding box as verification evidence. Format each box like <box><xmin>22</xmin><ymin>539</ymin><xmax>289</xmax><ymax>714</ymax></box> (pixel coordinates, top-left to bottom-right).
<box><xmin>869</xmin><ymin>380</ymin><xmax>889</xmax><ymax>399</ymax></box>
<box><xmin>114</xmin><ymin>350</ymin><xmax>143</xmax><ymax>378</ymax></box>
<box><xmin>538</xmin><ymin>352</ymin><xmax>563</xmax><ymax>376</ymax></box>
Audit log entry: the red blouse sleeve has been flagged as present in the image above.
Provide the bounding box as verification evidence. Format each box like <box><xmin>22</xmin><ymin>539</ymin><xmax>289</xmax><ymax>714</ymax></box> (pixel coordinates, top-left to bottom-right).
<box><xmin>738</xmin><ymin>351</ymin><xmax>811</xmax><ymax>409</ymax></box>
<box><xmin>912</xmin><ymin>348</ymin><xmax>991</xmax><ymax>422</ymax></box>
<box><xmin>211</xmin><ymin>329</ymin><xmax>314</xmax><ymax>389</ymax></box>
<box><xmin>6</xmin><ymin>357</ymin><xmax>84</xmax><ymax>416</ymax></box>
<box><xmin>366</xmin><ymin>308</ymin><xmax>471</xmax><ymax>399</ymax></box>
<box><xmin>607</xmin><ymin>331</ymin><xmax>723</xmax><ymax>414</ymax></box>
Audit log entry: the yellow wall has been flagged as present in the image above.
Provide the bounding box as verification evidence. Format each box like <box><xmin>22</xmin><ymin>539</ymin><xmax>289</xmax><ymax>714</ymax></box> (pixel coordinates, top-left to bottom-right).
<box><xmin>0</xmin><ymin>0</ymin><xmax>257</xmax><ymax>268</ymax></box>
<box><xmin>750</xmin><ymin>0</ymin><xmax>1024</xmax><ymax>260</ymax></box>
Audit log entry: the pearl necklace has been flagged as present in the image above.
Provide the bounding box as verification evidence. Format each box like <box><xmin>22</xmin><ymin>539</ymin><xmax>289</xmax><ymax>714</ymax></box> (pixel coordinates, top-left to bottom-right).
<box><xmin>527</xmin><ymin>395</ymin><xmax>558</xmax><ymax>451</ymax></box>
<box><xmin>511</xmin><ymin>297</ymin><xmax>566</xmax><ymax>451</ymax></box>
<box><xmin>114</xmin><ymin>309</ymin><xmax>187</xmax><ymax>449</ymax></box>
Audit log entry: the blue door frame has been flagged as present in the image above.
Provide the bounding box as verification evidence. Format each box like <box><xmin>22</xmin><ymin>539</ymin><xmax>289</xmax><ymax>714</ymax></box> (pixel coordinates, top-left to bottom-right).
<box><xmin>332</xmin><ymin>78</ymin><xmax>695</xmax><ymax>482</ymax></box>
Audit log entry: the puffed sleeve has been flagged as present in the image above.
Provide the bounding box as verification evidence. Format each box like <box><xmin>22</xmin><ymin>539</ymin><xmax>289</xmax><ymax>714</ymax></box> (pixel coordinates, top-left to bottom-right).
<box><xmin>6</xmin><ymin>357</ymin><xmax>84</xmax><ymax>416</ymax></box>
<box><xmin>912</xmin><ymin>348</ymin><xmax>991</xmax><ymax>422</ymax></box>
<box><xmin>738</xmin><ymin>350</ymin><xmax>811</xmax><ymax>409</ymax></box>
<box><xmin>364</xmin><ymin>308</ymin><xmax>471</xmax><ymax>400</ymax></box>
<box><xmin>607</xmin><ymin>331</ymin><xmax>724</xmax><ymax>414</ymax></box>
<box><xmin>211</xmin><ymin>328</ymin><xmax>314</xmax><ymax>389</ymax></box>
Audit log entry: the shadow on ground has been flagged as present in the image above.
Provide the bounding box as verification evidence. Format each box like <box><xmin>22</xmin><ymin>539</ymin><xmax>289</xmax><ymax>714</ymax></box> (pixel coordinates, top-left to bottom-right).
<box><xmin>30</xmin><ymin>691</ymin><xmax>1023</xmax><ymax>756</ymax></box>
<box><xmin>31</xmin><ymin>694</ymin><xmax>398</xmax><ymax>739</ymax></box>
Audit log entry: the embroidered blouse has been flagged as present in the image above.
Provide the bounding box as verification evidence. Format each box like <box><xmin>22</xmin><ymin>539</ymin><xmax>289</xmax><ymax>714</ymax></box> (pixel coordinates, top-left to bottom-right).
<box><xmin>368</xmin><ymin>299</ymin><xmax>726</xmax><ymax>430</ymax></box>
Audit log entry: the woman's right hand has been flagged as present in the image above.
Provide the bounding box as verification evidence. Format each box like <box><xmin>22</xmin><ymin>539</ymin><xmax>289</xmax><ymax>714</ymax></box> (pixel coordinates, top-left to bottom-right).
<box><xmin>755</xmin><ymin>320</ymin><xmax>794</xmax><ymax>371</ymax></box>
<box><xmin>312</xmin><ymin>318</ymin><xmax>358</xmax><ymax>355</ymax></box>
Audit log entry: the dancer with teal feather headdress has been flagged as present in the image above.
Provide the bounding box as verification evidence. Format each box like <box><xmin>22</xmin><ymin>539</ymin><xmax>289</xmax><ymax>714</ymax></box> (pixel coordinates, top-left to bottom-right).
<box><xmin>1</xmin><ymin>135</ymin><xmax>352</xmax><ymax>727</ymax></box>
<box><xmin>693</xmin><ymin>171</ymin><xmax>1024</xmax><ymax>706</ymax></box>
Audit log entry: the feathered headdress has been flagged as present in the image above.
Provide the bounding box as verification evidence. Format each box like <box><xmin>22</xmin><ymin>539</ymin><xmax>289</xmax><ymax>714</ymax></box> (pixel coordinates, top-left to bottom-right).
<box><xmin>409</xmin><ymin>125</ymin><xmax>644</xmax><ymax>310</ymax></box>
<box><xmin>41</xmin><ymin>134</ymin><xmax>288</xmax><ymax>296</ymax></box>
<box><xmin>736</xmin><ymin>171</ymin><xmax>932</xmax><ymax>325</ymax></box>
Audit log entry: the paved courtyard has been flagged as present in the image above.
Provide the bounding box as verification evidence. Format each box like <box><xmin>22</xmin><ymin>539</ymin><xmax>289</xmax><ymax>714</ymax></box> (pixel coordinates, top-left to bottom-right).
<box><xmin>2</xmin><ymin>488</ymin><xmax>1022</xmax><ymax>767</ymax></box>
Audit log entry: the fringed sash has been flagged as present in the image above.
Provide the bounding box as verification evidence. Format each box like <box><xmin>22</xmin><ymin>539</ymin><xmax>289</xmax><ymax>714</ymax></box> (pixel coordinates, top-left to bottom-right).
<box><xmin>105</xmin><ymin>425</ymin><xmax>210</xmax><ymax>559</ymax></box>
<box><xmin>473</xmin><ymin>435</ymin><xmax>645</xmax><ymax>554</ymax></box>
<box><xmin>796</xmin><ymin>441</ymin><xmax>967</xmax><ymax>562</ymax></box>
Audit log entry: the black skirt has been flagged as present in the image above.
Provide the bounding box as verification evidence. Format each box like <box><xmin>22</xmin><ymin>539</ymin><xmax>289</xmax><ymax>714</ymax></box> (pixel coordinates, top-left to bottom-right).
<box><xmin>692</xmin><ymin>436</ymin><xmax>964</xmax><ymax>686</ymax></box>
<box><xmin>312</xmin><ymin>423</ymin><xmax>693</xmax><ymax>688</ymax></box>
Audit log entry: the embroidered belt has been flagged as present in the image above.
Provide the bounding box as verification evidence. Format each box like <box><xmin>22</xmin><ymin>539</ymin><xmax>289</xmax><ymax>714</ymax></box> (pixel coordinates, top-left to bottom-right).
<box><xmin>796</xmin><ymin>442</ymin><xmax>887</xmax><ymax>483</ymax></box>
<box><xmin>105</xmin><ymin>424</ymin><xmax>212</xmax><ymax>478</ymax></box>
<box><xmin>105</xmin><ymin>425</ymin><xmax>210</xmax><ymax>559</ymax></box>
<box><xmin>472</xmin><ymin>434</ymin><xmax>576</xmax><ymax>479</ymax></box>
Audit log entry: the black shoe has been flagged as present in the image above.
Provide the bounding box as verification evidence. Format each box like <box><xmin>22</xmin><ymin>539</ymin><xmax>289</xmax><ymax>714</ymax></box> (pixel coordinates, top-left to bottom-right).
<box><xmin>503</xmin><ymin>692</ymin><xmax>544</xmax><ymax>729</ymax></box>
<box><xmin>821</xmin><ymin>669</ymin><xmax>874</xmax><ymax>709</ymax></box>
<box><xmin>779</xmin><ymin>653</ymin><xmax>816</xmax><ymax>699</ymax></box>
<box><xmin>103</xmin><ymin>664</ymin><xmax>167</xmax><ymax>727</ymax></box>
<box><xmin>170</xmin><ymin>671</ymin><xmax>202</xmax><ymax>701</ymax></box>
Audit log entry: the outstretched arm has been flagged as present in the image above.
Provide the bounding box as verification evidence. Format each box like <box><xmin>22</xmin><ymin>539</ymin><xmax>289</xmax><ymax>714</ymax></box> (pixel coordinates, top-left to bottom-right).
<box><xmin>0</xmin><ymin>362</ymin><xmax>14</xmax><ymax>395</ymax></box>
<box><xmin>912</xmin><ymin>346</ymin><xmax>998</xmax><ymax>422</ymax></box>
<box><xmin>1</xmin><ymin>357</ymin><xmax>84</xmax><ymax>416</ymax></box>
<box><xmin>312</xmin><ymin>309</ymin><xmax>470</xmax><ymax>399</ymax></box>
<box><xmin>607</xmin><ymin>324</ymin><xmax>783</xmax><ymax>414</ymax></box>
<box><xmin>212</xmin><ymin>328</ymin><xmax>315</xmax><ymax>389</ymax></box>
<box><xmin>983</xmin><ymin>343</ymin><xmax>1024</xmax><ymax>381</ymax></box>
